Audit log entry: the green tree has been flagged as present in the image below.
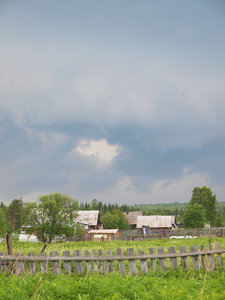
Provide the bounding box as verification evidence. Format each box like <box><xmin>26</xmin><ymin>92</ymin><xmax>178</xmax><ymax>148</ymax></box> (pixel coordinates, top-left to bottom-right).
<box><xmin>189</xmin><ymin>186</ymin><xmax>217</xmax><ymax>226</ymax></box>
<box><xmin>24</xmin><ymin>193</ymin><xmax>78</xmax><ymax>243</ymax></box>
<box><xmin>7</xmin><ymin>199</ymin><xmax>22</xmax><ymax>232</ymax></box>
<box><xmin>183</xmin><ymin>204</ymin><xmax>206</xmax><ymax>229</ymax></box>
<box><xmin>101</xmin><ymin>209</ymin><xmax>130</xmax><ymax>230</ymax></box>
<box><xmin>0</xmin><ymin>208</ymin><xmax>7</xmax><ymax>237</ymax></box>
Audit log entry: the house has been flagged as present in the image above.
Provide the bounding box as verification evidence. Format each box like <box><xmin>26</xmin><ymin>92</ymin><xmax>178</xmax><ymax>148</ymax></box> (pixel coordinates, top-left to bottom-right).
<box><xmin>137</xmin><ymin>215</ymin><xmax>176</xmax><ymax>233</ymax></box>
<box><xmin>75</xmin><ymin>211</ymin><xmax>102</xmax><ymax>230</ymax></box>
<box><xmin>88</xmin><ymin>229</ymin><xmax>119</xmax><ymax>241</ymax></box>
<box><xmin>124</xmin><ymin>211</ymin><xmax>142</xmax><ymax>229</ymax></box>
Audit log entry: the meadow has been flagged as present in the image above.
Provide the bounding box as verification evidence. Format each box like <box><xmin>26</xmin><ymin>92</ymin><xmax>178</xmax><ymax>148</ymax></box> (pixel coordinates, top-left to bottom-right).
<box><xmin>0</xmin><ymin>237</ymin><xmax>225</xmax><ymax>299</ymax></box>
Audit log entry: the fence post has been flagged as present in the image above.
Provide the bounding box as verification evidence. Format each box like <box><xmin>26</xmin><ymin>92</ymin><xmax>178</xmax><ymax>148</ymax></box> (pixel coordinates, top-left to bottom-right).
<box><xmin>27</xmin><ymin>252</ymin><xmax>36</xmax><ymax>274</ymax></box>
<box><xmin>149</xmin><ymin>247</ymin><xmax>156</xmax><ymax>271</ymax></box>
<box><xmin>127</xmin><ymin>248</ymin><xmax>137</xmax><ymax>276</ymax></box>
<box><xmin>190</xmin><ymin>245</ymin><xmax>200</xmax><ymax>270</ymax></box>
<box><xmin>168</xmin><ymin>247</ymin><xmax>178</xmax><ymax>268</ymax></box>
<box><xmin>216</xmin><ymin>243</ymin><xmax>223</xmax><ymax>268</ymax></box>
<box><xmin>116</xmin><ymin>248</ymin><xmax>126</xmax><ymax>275</ymax></box>
<box><xmin>207</xmin><ymin>244</ymin><xmax>216</xmax><ymax>271</ymax></box>
<box><xmin>0</xmin><ymin>252</ymin><xmax>7</xmax><ymax>273</ymax></box>
<box><xmin>158</xmin><ymin>247</ymin><xmax>166</xmax><ymax>271</ymax></box>
<box><xmin>92</xmin><ymin>250</ymin><xmax>99</xmax><ymax>273</ymax></box>
<box><xmin>85</xmin><ymin>250</ymin><xmax>92</xmax><ymax>273</ymax></box>
<box><xmin>179</xmin><ymin>246</ymin><xmax>189</xmax><ymax>270</ymax></box>
<box><xmin>40</xmin><ymin>252</ymin><xmax>48</xmax><ymax>273</ymax></box>
<box><xmin>51</xmin><ymin>251</ymin><xmax>61</xmax><ymax>275</ymax></box>
<box><xmin>199</xmin><ymin>245</ymin><xmax>207</xmax><ymax>270</ymax></box>
<box><xmin>74</xmin><ymin>250</ymin><xmax>84</xmax><ymax>274</ymax></box>
<box><xmin>63</xmin><ymin>250</ymin><xmax>71</xmax><ymax>274</ymax></box>
<box><xmin>15</xmin><ymin>253</ymin><xmax>25</xmax><ymax>275</ymax></box>
<box><xmin>138</xmin><ymin>248</ymin><xmax>148</xmax><ymax>273</ymax></box>
<box><xmin>98</xmin><ymin>250</ymin><xmax>105</xmax><ymax>274</ymax></box>
<box><xmin>106</xmin><ymin>250</ymin><xmax>113</xmax><ymax>273</ymax></box>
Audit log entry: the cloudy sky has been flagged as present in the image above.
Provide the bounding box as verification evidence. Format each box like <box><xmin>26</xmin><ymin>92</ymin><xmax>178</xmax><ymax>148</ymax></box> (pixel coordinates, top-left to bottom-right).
<box><xmin>1</xmin><ymin>0</ymin><xmax>225</xmax><ymax>205</ymax></box>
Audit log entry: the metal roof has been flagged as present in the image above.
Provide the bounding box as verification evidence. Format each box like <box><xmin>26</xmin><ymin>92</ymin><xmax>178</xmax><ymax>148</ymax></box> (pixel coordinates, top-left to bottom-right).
<box><xmin>75</xmin><ymin>211</ymin><xmax>99</xmax><ymax>226</ymax></box>
<box><xmin>137</xmin><ymin>215</ymin><xmax>176</xmax><ymax>228</ymax></box>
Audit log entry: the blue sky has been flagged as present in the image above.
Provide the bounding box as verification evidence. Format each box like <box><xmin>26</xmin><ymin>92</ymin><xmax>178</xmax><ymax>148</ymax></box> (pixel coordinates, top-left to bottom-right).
<box><xmin>1</xmin><ymin>0</ymin><xmax>225</xmax><ymax>205</ymax></box>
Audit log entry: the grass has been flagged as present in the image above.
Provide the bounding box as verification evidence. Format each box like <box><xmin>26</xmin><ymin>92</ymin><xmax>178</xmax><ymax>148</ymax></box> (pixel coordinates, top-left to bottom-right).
<box><xmin>0</xmin><ymin>237</ymin><xmax>225</xmax><ymax>299</ymax></box>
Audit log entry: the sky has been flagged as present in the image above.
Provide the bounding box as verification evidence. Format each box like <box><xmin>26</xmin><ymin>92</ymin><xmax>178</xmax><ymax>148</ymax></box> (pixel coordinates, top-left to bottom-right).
<box><xmin>1</xmin><ymin>0</ymin><xmax>225</xmax><ymax>206</ymax></box>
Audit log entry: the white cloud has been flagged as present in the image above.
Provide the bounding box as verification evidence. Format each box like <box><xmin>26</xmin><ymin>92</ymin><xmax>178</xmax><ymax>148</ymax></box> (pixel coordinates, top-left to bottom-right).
<box><xmin>74</xmin><ymin>139</ymin><xmax>119</xmax><ymax>166</ymax></box>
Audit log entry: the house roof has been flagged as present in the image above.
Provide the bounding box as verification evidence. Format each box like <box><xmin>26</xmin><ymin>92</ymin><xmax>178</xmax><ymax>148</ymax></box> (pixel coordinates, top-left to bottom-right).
<box><xmin>124</xmin><ymin>211</ymin><xmax>142</xmax><ymax>224</ymax></box>
<box><xmin>75</xmin><ymin>211</ymin><xmax>99</xmax><ymax>226</ymax></box>
<box><xmin>137</xmin><ymin>215</ymin><xmax>176</xmax><ymax>229</ymax></box>
<box><xmin>89</xmin><ymin>229</ymin><xmax>118</xmax><ymax>234</ymax></box>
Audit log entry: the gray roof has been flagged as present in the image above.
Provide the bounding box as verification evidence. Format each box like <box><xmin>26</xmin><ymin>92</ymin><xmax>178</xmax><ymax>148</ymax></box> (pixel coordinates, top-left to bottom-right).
<box><xmin>75</xmin><ymin>211</ymin><xmax>99</xmax><ymax>226</ymax></box>
<box><xmin>137</xmin><ymin>215</ymin><xmax>176</xmax><ymax>229</ymax></box>
<box><xmin>124</xmin><ymin>211</ymin><xmax>142</xmax><ymax>225</ymax></box>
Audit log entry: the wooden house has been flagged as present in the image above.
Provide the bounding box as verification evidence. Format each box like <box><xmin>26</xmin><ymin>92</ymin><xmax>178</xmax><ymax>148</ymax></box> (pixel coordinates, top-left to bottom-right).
<box><xmin>124</xmin><ymin>211</ymin><xmax>142</xmax><ymax>229</ymax></box>
<box><xmin>137</xmin><ymin>215</ymin><xmax>176</xmax><ymax>233</ymax></box>
<box><xmin>75</xmin><ymin>211</ymin><xmax>102</xmax><ymax>230</ymax></box>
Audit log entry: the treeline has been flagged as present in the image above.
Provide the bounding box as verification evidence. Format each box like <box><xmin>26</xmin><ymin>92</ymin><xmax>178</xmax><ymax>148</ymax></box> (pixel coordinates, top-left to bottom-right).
<box><xmin>0</xmin><ymin>199</ymin><xmax>22</xmax><ymax>235</ymax></box>
<box><xmin>1</xmin><ymin>189</ymin><xmax>225</xmax><ymax>236</ymax></box>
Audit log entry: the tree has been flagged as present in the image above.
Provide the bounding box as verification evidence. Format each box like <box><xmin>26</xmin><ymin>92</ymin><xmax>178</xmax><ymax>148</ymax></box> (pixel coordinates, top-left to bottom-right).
<box><xmin>183</xmin><ymin>204</ymin><xmax>206</xmax><ymax>229</ymax></box>
<box><xmin>189</xmin><ymin>186</ymin><xmax>217</xmax><ymax>226</ymax></box>
<box><xmin>24</xmin><ymin>193</ymin><xmax>78</xmax><ymax>243</ymax></box>
<box><xmin>101</xmin><ymin>209</ymin><xmax>130</xmax><ymax>230</ymax></box>
<box><xmin>0</xmin><ymin>208</ymin><xmax>7</xmax><ymax>237</ymax></box>
<box><xmin>7</xmin><ymin>199</ymin><xmax>22</xmax><ymax>232</ymax></box>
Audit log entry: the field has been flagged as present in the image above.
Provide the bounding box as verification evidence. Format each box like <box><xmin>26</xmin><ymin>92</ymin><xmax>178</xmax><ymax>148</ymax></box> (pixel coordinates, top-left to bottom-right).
<box><xmin>0</xmin><ymin>237</ymin><xmax>225</xmax><ymax>299</ymax></box>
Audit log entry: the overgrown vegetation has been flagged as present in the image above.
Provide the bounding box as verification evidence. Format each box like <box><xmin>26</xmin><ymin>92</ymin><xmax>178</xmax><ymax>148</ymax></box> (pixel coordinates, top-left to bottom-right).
<box><xmin>0</xmin><ymin>238</ymin><xmax>225</xmax><ymax>299</ymax></box>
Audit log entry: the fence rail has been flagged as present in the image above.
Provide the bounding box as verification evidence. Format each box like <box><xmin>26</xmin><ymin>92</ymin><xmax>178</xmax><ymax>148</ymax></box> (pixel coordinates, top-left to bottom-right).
<box><xmin>0</xmin><ymin>243</ymin><xmax>224</xmax><ymax>276</ymax></box>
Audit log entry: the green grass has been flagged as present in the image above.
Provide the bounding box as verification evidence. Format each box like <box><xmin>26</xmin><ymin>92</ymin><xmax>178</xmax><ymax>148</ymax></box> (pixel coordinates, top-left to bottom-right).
<box><xmin>0</xmin><ymin>237</ymin><xmax>225</xmax><ymax>299</ymax></box>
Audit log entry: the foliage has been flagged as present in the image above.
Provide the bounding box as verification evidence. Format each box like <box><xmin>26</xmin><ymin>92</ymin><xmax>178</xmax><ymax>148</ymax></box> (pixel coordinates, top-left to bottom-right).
<box><xmin>0</xmin><ymin>208</ymin><xmax>7</xmax><ymax>237</ymax></box>
<box><xmin>183</xmin><ymin>204</ymin><xmax>206</xmax><ymax>229</ymax></box>
<box><xmin>24</xmin><ymin>193</ymin><xmax>78</xmax><ymax>243</ymax></box>
<box><xmin>7</xmin><ymin>199</ymin><xmax>22</xmax><ymax>232</ymax></box>
<box><xmin>101</xmin><ymin>209</ymin><xmax>130</xmax><ymax>230</ymax></box>
<box><xmin>0</xmin><ymin>238</ymin><xmax>225</xmax><ymax>299</ymax></box>
<box><xmin>75</xmin><ymin>223</ymin><xmax>84</xmax><ymax>235</ymax></box>
<box><xmin>189</xmin><ymin>186</ymin><xmax>217</xmax><ymax>226</ymax></box>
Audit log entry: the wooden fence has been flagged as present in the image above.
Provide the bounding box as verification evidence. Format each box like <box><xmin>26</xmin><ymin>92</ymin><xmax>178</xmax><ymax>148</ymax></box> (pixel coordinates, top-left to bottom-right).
<box><xmin>0</xmin><ymin>243</ymin><xmax>224</xmax><ymax>276</ymax></box>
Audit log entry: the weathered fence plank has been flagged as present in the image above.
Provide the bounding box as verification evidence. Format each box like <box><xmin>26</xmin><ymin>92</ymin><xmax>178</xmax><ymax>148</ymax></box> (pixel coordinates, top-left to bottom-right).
<box><xmin>199</xmin><ymin>245</ymin><xmax>207</xmax><ymax>270</ymax></box>
<box><xmin>107</xmin><ymin>250</ymin><xmax>113</xmax><ymax>273</ymax></box>
<box><xmin>0</xmin><ymin>244</ymin><xmax>224</xmax><ymax>276</ymax></box>
<box><xmin>207</xmin><ymin>244</ymin><xmax>216</xmax><ymax>271</ymax></box>
<box><xmin>190</xmin><ymin>245</ymin><xmax>200</xmax><ymax>270</ymax></box>
<box><xmin>85</xmin><ymin>250</ymin><xmax>92</xmax><ymax>273</ymax></box>
<box><xmin>92</xmin><ymin>250</ymin><xmax>98</xmax><ymax>273</ymax></box>
<box><xmin>15</xmin><ymin>253</ymin><xmax>24</xmax><ymax>275</ymax></box>
<box><xmin>63</xmin><ymin>250</ymin><xmax>71</xmax><ymax>274</ymax></box>
<box><xmin>127</xmin><ymin>248</ymin><xmax>137</xmax><ymax>275</ymax></box>
<box><xmin>27</xmin><ymin>252</ymin><xmax>36</xmax><ymax>274</ymax></box>
<box><xmin>40</xmin><ymin>252</ymin><xmax>48</xmax><ymax>273</ymax></box>
<box><xmin>98</xmin><ymin>250</ymin><xmax>105</xmax><ymax>274</ymax></box>
<box><xmin>51</xmin><ymin>251</ymin><xmax>61</xmax><ymax>275</ymax></box>
<box><xmin>179</xmin><ymin>246</ymin><xmax>189</xmax><ymax>270</ymax></box>
<box><xmin>168</xmin><ymin>247</ymin><xmax>178</xmax><ymax>268</ymax></box>
<box><xmin>74</xmin><ymin>250</ymin><xmax>84</xmax><ymax>274</ymax></box>
<box><xmin>158</xmin><ymin>247</ymin><xmax>166</xmax><ymax>271</ymax></box>
<box><xmin>216</xmin><ymin>243</ymin><xmax>223</xmax><ymax>268</ymax></box>
<box><xmin>149</xmin><ymin>247</ymin><xmax>156</xmax><ymax>271</ymax></box>
<box><xmin>0</xmin><ymin>252</ymin><xmax>7</xmax><ymax>272</ymax></box>
<box><xmin>116</xmin><ymin>248</ymin><xmax>126</xmax><ymax>275</ymax></box>
<box><xmin>138</xmin><ymin>248</ymin><xmax>148</xmax><ymax>273</ymax></box>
